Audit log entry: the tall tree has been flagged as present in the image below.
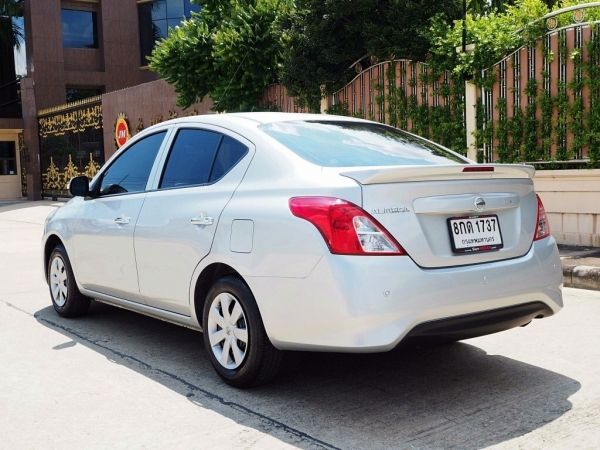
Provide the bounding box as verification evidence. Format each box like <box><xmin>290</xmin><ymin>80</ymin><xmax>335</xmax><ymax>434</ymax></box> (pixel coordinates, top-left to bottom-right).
<box><xmin>149</xmin><ymin>0</ymin><xmax>293</xmax><ymax>112</ymax></box>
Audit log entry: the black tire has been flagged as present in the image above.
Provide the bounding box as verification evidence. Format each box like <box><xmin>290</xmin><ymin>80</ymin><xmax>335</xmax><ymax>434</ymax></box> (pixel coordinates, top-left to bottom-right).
<box><xmin>47</xmin><ymin>244</ymin><xmax>91</xmax><ymax>318</ymax></box>
<box><xmin>202</xmin><ymin>275</ymin><xmax>282</xmax><ymax>388</ymax></box>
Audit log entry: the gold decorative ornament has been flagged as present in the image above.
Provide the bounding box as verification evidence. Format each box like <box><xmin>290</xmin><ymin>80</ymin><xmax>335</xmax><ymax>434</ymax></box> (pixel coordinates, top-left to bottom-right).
<box><xmin>43</xmin><ymin>157</ymin><xmax>63</xmax><ymax>190</ymax></box>
<box><xmin>63</xmin><ymin>154</ymin><xmax>80</xmax><ymax>183</ymax></box>
<box><xmin>42</xmin><ymin>154</ymin><xmax>102</xmax><ymax>192</ymax></box>
<box><xmin>39</xmin><ymin>103</ymin><xmax>102</xmax><ymax>138</ymax></box>
<box><xmin>150</xmin><ymin>115</ymin><xmax>164</xmax><ymax>126</ymax></box>
<box><xmin>573</xmin><ymin>9</ymin><xmax>584</xmax><ymax>23</ymax></box>
<box><xmin>547</xmin><ymin>17</ymin><xmax>558</xmax><ymax>30</ymax></box>
<box><xmin>83</xmin><ymin>153</ymin><xmax>101</xmax><ymax>179</ymax></box>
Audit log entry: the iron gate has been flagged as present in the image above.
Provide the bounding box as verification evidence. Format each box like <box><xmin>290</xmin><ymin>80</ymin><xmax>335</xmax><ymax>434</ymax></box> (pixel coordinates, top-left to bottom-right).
<box><xmin>38</xmin><ymin>96</ymin><xmax>104</xmax><ymax>198</ymax></box>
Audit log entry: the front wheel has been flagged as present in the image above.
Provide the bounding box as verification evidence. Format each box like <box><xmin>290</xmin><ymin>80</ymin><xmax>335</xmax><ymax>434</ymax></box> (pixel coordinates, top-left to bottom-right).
<box><xmin>47</xmin><ymin>244</ymin><xmax>91</xmax><ymax>317</ymax></box>
<box><xmin>202</xmin><ymin>276</ymin><xmax>282</xmax><ymax>387</ymax></box>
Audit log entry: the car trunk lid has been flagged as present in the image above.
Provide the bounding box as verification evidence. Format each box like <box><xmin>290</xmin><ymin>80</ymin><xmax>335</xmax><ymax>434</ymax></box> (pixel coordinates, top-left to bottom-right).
<box><xmin>339</xmin><ymin>164</ymin><xmax>538</xmax><ymax>268</ymax></box>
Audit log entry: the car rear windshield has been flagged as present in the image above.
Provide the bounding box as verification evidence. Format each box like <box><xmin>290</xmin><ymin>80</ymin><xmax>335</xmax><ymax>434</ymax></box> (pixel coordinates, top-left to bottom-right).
<box><xmin>260</xmin><ymin>120</ymin><xmax>467</xmax><ymax>167</ymax></box>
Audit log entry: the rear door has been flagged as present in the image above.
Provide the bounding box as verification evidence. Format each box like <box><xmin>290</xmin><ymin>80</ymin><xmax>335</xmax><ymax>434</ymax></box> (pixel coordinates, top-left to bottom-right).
<box><xmin>134</xmin><ymin>126</ymin><xmax>253</xmax><ymax>314</ymax></box>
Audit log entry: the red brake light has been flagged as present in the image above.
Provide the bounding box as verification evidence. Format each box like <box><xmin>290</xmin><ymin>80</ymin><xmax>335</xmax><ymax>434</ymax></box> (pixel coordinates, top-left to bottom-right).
<box><xmin>463</xmin><ymin>166</ymin><xmax>494</xmax><ymax>172</ymax></box>
<box><xmin>289</xmin><ymin>197</ymin><xmax>406</xmax><ymax>255</ymax></box>
<box><xmin>534</xmin><ymin>194</ymin><xmax>551</xmax><ymax>241</ymax></box>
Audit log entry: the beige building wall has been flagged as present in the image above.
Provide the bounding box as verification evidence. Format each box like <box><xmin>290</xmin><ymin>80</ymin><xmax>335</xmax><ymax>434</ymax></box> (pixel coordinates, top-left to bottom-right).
<box><xmin>0</xmin><ymin>131</ymin><xmax>23</xmax><ymax>200</ymax></box>
<box><xmin>534</xmin><ymin>169</ymin><xmax>600</xmax><ymax>247</ymax></box>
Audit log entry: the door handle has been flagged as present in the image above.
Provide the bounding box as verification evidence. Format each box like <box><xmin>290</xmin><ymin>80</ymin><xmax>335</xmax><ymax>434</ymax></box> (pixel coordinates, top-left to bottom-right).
<box><xmin>190</xmin><ymin>215</ymin><xmax>214</xmax><ymax>226</ymax></box>
<box><xmin>113</xmin><ymin>217</ymin><xmax>131</xmax><ymax>225</ymax></box>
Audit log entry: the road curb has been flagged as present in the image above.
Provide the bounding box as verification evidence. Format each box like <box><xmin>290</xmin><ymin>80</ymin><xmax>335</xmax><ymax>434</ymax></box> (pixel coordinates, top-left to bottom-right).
<box><xmin>563</xmin><ymin>264</ymin><xmax>600</xmax><ymax>291</ymax></box>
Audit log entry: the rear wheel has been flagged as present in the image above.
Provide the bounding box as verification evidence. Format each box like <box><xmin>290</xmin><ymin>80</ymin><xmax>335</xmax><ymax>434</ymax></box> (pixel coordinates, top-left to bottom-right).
<box><xmin>202</xmin><ymin>275</ymin><xmax>282</xmax><ymax>387</ymax></box>
<box><xmin>48</xmin><ymin>244</ymin><xmax>91</xmax><ymax>317</ymax></box>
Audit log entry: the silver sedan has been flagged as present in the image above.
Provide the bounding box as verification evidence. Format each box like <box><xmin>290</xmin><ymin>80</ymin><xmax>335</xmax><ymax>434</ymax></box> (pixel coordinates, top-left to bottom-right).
<box><xmin>42</xmin><ymin>113</ymin><xmax>563</xmax><ymax>387</ymax></box>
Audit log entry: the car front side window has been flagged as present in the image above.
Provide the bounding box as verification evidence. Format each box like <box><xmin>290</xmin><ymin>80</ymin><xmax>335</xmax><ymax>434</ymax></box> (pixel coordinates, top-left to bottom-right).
<box><xmin>98</xmin><ymin>131</ymin><xmax>166</xmax><ymax>196</ymax></box>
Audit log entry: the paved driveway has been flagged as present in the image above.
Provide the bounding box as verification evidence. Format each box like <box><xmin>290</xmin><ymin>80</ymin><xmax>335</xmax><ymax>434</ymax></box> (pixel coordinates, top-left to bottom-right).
<box><xmin>1</xmin><ymin>201</ymin><xmax>599</xmax><ymax>449</ymax></box>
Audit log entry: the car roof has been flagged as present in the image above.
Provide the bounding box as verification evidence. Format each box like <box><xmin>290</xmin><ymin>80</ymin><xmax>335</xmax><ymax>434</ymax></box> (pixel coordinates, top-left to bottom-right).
<box><xmin>223</xmin><ymin>112</ymin><xmax>369</xmax><ymax>124</ymax></box>
<box><xmin>141</xmin><ymin>111</ymin><xmax>371</xmax><ymax>133</ymax></box>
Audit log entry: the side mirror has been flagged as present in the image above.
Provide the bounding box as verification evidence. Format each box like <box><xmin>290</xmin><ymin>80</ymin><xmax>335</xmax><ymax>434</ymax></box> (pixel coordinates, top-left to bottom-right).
<box><xmin>68</xmin><ymin>176</ymin><xmax>90</xmax><ymax>197</ymax></box>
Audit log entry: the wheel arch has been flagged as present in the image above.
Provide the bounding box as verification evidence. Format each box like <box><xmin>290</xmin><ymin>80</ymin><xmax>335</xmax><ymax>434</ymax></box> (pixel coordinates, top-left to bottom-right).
<box><xmin>43</xmin><ymin>234</ymin><xmax>65</xmax><ymax>282</ymax></box>
<box><xmin>193</xmin><ymin>262</ymin><xmax>246</xmax><ymax>327</ymax></box>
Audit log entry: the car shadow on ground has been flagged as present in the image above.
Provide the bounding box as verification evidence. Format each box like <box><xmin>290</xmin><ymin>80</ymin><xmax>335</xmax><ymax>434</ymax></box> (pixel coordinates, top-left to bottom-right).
<box><xmin>35</xmin><ymin>302</ymin><xmax>579</xmax><ymax>449</ymax></box>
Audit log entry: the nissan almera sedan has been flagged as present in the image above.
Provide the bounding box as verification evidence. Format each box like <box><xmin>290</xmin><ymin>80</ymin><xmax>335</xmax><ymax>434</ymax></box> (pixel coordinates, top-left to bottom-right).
<box><xmin>43</xmin><ymin>112</ymin><xmax>563</xmax><ymax>387</ymax></box>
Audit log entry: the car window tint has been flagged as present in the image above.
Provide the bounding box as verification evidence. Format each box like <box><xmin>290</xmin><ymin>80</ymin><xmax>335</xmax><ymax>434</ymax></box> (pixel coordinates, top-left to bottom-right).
<box><xmin>160</xmin><ymin>129</ymin><xmax>222</xmax><ymax>189</ymax></box>
<box><xmin>99</xmin><ymin>131</ymin><xmax>166</xmax><ymax>195</ymax></box>
<box><xmin>209</xmin><ymin>136</ymin><xmax>248</xmax><ymax>182</ymax></box>
<box><xmin>259</xmin><ymin>120</ymin><xmax>467</xmax><ymax>167</ymax></box>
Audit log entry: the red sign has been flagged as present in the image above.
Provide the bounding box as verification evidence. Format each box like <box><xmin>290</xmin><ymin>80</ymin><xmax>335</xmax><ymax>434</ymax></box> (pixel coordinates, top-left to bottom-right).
<box><xmin>115</xmin><ymin>114</ymin><xmax>130</xmax><ymax>148</ymax></box>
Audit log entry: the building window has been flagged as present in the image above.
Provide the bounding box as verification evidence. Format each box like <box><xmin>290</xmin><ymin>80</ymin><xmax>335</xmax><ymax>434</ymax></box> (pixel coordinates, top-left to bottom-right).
<box><xmin>0</xmin><ymin>142</ymin><xmax>17</xmax><ymax>175</ymax></box>
<box><xmin>138</xmin><ymin>0</ymin><xmax>199</xmax><ymax>65</ymax></box>
<box><xmin>66</xmin><ymin>86</ymin><xmax>104</xmax><ymax>102</ymax></box>
<box><xmin>61</xmin><ymin>9</ymin><xmax>98</xmax><ymax>49</ymax></box>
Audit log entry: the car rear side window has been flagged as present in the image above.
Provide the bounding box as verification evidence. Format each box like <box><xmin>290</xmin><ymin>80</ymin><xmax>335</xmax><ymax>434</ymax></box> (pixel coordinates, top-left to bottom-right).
<box><xmin>160</xmin><ymin>129</ymin><xmax>222</xmax><ymax>189</ymax></box>
<box><xmin>260</xmin><ymin>120</ymin><xmax>467</xmax><ymax>167</ymax></box>
<box><xmin>209</xmin><ymin>136</ymin><xmax>248</xmax><ymax>182</ymax></box>
<box><xmin>99</xmin><ymin>131</ymin><xmax>166</xmax><ymax>196</ymax></box>
<box><xmin>160</xmin><ymin>129</ymin><xmax>248</xmax><ymax>189</ymax></box>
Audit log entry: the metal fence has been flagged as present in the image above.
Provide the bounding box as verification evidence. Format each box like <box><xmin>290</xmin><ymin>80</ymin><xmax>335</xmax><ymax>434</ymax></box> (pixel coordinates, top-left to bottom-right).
<box><xmin>478</xmin><ymin>4</ymin><xmax>600</xmax><ymax>166</ymax></box>
<box><xmin>38</xmin><ymin>96</ymin><xmax>104</xmax><ymax>198</ymax></box>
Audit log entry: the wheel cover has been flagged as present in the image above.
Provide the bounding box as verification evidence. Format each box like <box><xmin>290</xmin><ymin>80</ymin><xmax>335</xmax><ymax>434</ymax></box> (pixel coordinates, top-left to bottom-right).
<box><xmin>50</xmin><ymin>255</ymin><xmax>68</xmax><ymax>307</ymax></box>
<box><xmin>207</xmin><ymin>292</ymin><xmax>248</xmax><ymax>370</ymax></box>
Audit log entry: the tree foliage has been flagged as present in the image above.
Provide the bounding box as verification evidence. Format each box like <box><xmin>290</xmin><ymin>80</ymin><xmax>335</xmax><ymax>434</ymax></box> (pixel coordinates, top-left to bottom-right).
<box><xmin>280</xmin><ymin>0</ymin><xmax>463</xmax><ymax>110</ymax></box>
<box><xmin>428</xmin><ymin>0</ymin><xmax>550</xmax><ymax>77</ymax></box>
<box><xmin>149</xmin><ymin>0</ymin><xmax>292</xmax><ymax>111</ymax></box>
<box><xmin>428</xmin><ymin>0</ymin><xmax>598</xmax><ymax>78</ymax></box>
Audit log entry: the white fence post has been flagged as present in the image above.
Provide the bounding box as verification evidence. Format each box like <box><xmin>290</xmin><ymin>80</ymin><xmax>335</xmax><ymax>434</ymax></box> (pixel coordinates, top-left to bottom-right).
<box><xmin>465</xmin><ymin>79</ymin><xmax>478</xmax><ymax>161</ymax></box>
<box><xmin>320</xmin><ymin>85</ymin><xmax>328</xmax><ymax>114</ymax></box>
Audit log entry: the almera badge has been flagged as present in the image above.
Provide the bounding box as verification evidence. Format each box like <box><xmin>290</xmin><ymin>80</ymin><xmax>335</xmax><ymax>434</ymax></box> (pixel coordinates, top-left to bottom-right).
<box><xmin>115</xmin><ymin>114</ymin><xmax>131</xmax><ymax>148</ymax></box>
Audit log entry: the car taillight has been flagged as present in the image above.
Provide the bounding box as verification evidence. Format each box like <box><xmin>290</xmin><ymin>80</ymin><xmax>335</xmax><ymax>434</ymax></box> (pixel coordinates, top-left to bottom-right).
<box><xmin>289</xmin><ymin>196</ymin><xmax>406</xmax><ymax>255</ymax></box>
<box><xmin>534</xmin><ymin>194</ymin><xmax>551</xmax><ymax>241</ymax></box>
<box><xmin>463</xmin><ymin>166</ymin><xmax>494</xmax><ymax>172</ymax></box>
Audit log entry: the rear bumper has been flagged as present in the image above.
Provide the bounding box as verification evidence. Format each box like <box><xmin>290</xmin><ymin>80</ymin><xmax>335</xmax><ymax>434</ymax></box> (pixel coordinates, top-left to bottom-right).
<box><xmin>247</xmin><ymin>237</ymin><xmax>563</xmax><ymax>352</ymax></box>
<box><xmin>405</xmin><ymin>301</ymin><xmax>554</xmax><ymax>342</ymax></box>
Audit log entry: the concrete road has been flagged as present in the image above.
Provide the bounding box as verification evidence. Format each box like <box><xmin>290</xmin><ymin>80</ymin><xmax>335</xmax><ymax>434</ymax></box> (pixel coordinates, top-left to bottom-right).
<box><xmin>1</xmin><ymin>201</ymin><xmax>599</xmax><ymax>449</ymax></box>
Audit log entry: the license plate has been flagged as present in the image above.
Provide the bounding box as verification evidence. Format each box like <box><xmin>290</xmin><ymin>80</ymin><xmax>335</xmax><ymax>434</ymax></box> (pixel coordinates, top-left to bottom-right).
<box><xmin>447</xmin><ymin>215</ymin><xmax>503</xmax><ymax>254</ymax></box>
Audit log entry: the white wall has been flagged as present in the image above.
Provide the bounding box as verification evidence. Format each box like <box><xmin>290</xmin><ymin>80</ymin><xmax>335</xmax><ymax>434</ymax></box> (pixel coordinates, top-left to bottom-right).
<box><xmin>534</xmin><ymin>169</ymin><xmax>600</xmax><ymax>247</ymax></box>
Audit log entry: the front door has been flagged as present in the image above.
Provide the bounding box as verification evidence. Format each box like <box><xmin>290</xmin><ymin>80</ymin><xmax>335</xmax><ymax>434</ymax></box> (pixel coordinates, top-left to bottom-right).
<box><xmin>134</xmin><ymin>127</ymin><xmax>252</xmax><ymax>314</ymax></box>
<box><xmin>70</xmin><ymin>131</ymin><xmax>168</xmax><ymax>300</ymax></box>
<box><xmin>0</xmin><ymin>138</ymin><xmax>21</xmax><ymax>199</ymax></box>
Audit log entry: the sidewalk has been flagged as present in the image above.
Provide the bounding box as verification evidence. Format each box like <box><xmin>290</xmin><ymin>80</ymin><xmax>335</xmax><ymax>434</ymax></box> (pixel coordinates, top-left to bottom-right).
<box><xmin>559</xmin><ymin>245</ymin><xmax>600</xmax><ymax>291</ymax></box>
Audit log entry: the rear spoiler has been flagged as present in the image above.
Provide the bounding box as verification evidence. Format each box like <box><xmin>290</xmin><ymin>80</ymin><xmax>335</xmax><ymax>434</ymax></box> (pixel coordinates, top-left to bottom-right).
<box><xmin>339</xmin><ymin>164</ymin><xmax>535</xmax><ymax>185</ymax></box>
